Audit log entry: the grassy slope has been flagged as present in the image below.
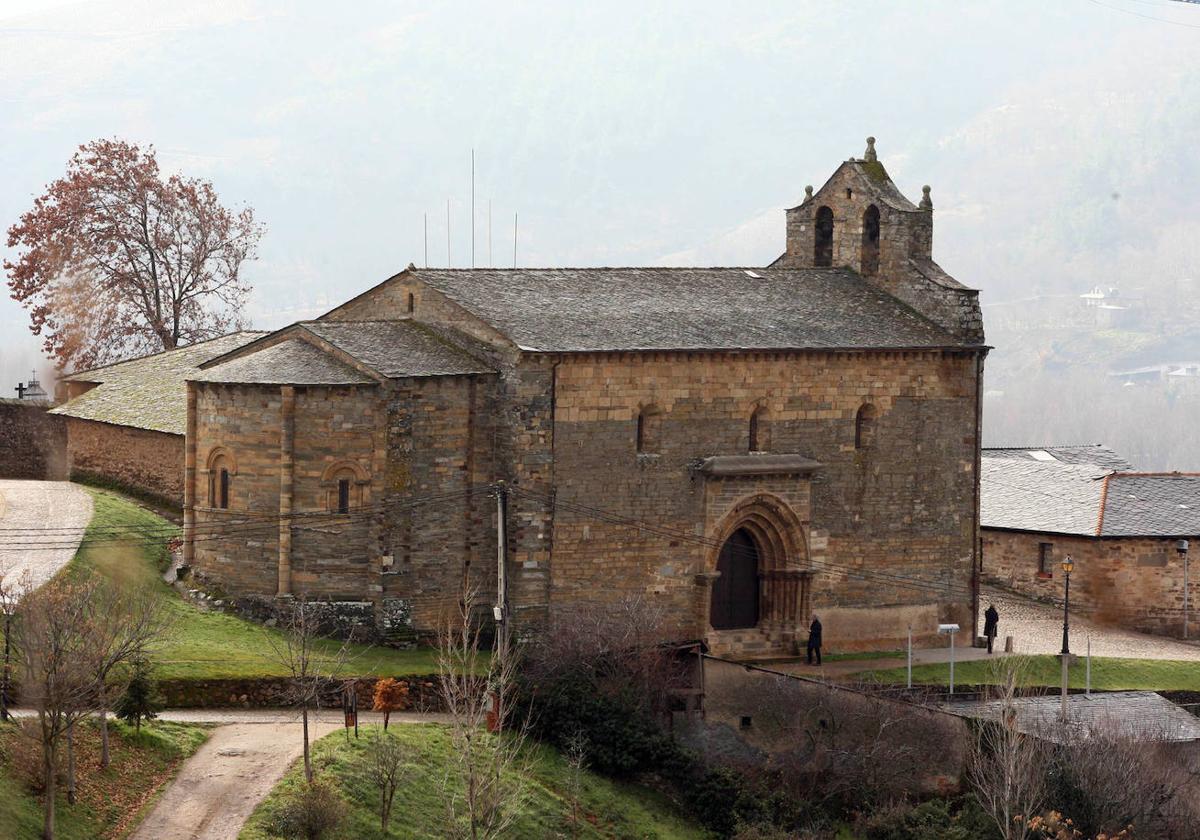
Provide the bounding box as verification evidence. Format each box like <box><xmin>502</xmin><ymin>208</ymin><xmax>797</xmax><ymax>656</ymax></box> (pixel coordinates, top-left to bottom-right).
<box><xmin>0</xmin><ymin>719</ymin><xmax>208</xmax><ymax>840</ymax></box>
<box><xmin>862</xmin><ymin>654</ymin><xmax>1200</xmax><ymax>692</ymax></box>
<box><xmin>73</xmin><ymin>489</ymin><xmax>439</xmax><ymax>680</ymax></box>
<box><xmin>241</xmin><ymin>723</ymin><xmax>709</xmax><ymax>840</ymax></box>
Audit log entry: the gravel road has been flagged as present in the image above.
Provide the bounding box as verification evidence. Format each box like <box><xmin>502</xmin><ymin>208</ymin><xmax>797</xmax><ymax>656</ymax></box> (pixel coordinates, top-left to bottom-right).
<box><xmin>0</xmin><ymin>479</ymin><xmax>93</xmax><ymax>589</ymax></box>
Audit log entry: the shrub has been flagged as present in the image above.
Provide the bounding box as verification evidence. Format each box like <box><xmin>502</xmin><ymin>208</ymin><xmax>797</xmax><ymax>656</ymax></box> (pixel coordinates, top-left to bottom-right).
<box><xmin>269</xmin><ymin>777</ymin><xmax>345</xmax><ymax>840</ymax></box>
<box><xmin>858</xmin><ymin>796</ymin><xmax>1000</xmax><ymax>840</ymax></box>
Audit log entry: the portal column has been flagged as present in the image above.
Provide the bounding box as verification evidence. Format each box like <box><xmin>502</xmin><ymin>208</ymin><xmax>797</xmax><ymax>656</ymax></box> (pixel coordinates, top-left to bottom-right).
<box><xmin>278</xmin><ymin>386</ymin><xmax>295</xmax><ymax>596</ymax></box>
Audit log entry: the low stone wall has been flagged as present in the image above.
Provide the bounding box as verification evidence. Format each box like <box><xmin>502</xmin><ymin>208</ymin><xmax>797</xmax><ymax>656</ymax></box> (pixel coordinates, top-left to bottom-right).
<box><xmin>0</xmin><ymin>398</ymin><xmax>67</xmax><ymax>480</ymax></box>
<box><xmin>157</xmin><ymin>675</ymin><xmax>444</xmax><ymax>710</ymax></box>
<box><xmin>66</xmin><ymin>417</ymin><xmax>183</xmax><ymax>508</ymax></box>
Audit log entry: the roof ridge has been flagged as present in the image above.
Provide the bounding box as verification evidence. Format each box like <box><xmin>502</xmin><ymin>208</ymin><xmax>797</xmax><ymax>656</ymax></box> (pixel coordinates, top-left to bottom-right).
<box><xmin>1096</xmin><ymin>474</ymin><xmax>1111</xmax><ymax>536</ymax></box>
<box><xmin>63</xmin><ymin>330</ymin><xmax>270</xmax><ymax>380</ymax></box>
<box><xmin>1108</xmin><ymin>471</ymin><xmax>1200</xmax><ymax>478</ymax></box>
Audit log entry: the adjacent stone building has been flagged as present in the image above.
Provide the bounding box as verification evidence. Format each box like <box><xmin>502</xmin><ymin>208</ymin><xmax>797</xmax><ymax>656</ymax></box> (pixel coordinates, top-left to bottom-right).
<box><xmin>50</xmin><ymin>332</ymin><xmax>265</xmax><ymax>507</ymax></box>
<box><xmin>183</xmin><ymin>140</ymin><xmax>988</xmax><ymax>655</ymax></box>
<box><xmin>981</xmin><ymin>446</ymin><xmax>1200</xmax><ymax>636</ymax></box>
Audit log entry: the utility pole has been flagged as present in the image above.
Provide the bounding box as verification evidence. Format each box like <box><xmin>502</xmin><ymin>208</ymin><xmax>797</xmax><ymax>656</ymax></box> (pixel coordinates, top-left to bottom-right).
<box><xmin>494</xmin><ymin>483</ymin><xmax>509</xmax><ymax>651</ymax></box>
<box><xmin>1179</xmin><ymin>540</ymin><xmax>1191</xmax><ymax>639</ymax></box>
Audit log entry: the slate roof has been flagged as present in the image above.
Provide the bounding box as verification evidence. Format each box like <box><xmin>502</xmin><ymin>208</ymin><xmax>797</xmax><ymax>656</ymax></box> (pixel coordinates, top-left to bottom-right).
<box><xmin>944</xmin><ymin>691</ymin><xmax>1200</xmax><ymax>744</ymax></box>
<box><xmin>403</xmin><ymin>267</ymin><xmax>970</xmax><ymax>352</ymax></box>
<box><xmin>981</xmin><ymin>457</ymin><xmax>1109</xmax><ymax>536</ymax></box>
<box><xmin>301</xmin><ymin>321</ymin><xmax>493</xmax><ymax>377</ymax></box>
<box><xmin>197</xmin><ymin>320</ymin><xmax>494</xmax><ymax>383</ymax></box>
<box><xmin>1101</xmin><ymin>473</ymin><xmax>1200</xmax><ymax>538</ymax></box>
<box><xmin>191</xmin><ymin>338</ymin><xmax>376</xmax><ymax>386</ymax></box>
<box><xmin>983</xmin><ymin>445</ymin><xmax>1134</xmax><ymax>471</ymax></box>
<box><xmin>981</xmin><ymin>456</ymin><xmax>1200</xmax><ymax>537</ymax></box>
<box><xmin>50</xmin><ymin>331</ymin><xmax>267</xmax><ymax>436</ymax></box>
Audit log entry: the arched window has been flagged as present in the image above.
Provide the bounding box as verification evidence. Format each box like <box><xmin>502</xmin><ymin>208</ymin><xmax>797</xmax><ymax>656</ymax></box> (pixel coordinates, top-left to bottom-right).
<box><xmin>861</xmin><ymin>204</ymin><xmax>880</xmax><ymax>277</ymax></box>
<box><xmin>814</xmin><ymin>206</ymin><xmax>834</xmax><ymax>267</ymax></box>
<box><xmin>636</xmin><ymin>405</ymin><xmax>662</xmax><ymax>455</ymax></box>
<box><xmin>322</xmin><ymin>460</ymin><xmax>369</xmax><ymax>513</ymax></box>
<box><xmin>205</xmin><ymin>448</ymin><xmax>236</xmax><ymax>509</ymax></box>
<box><xmin>855</xmin><ymin>403</ymin><xmax>878</xmax><ymax>450</ymax></box>
<box><xmin>748</xmin><ymin>405</ymin><xmax>770</xmax><ymax>452</ymax></box>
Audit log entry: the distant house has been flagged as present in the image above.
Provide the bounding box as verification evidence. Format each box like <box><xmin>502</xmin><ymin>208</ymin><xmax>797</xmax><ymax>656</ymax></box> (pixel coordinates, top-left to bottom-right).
<box><xmin>981</xmin><ymin>445</ymin><xmax>1199</xmax><ymax>636</ymax></box>
<box><xmin>49</xmin><ymin>332</ymin><xmax>266</xmax><ymax>506</ymax></box>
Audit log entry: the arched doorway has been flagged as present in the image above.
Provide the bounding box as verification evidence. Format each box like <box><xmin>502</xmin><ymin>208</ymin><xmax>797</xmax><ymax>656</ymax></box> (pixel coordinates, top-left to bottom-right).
<box><xmin>710</xmin><ymin>528</ymin><xmax>760</xmax><ymax>630</ymax></box>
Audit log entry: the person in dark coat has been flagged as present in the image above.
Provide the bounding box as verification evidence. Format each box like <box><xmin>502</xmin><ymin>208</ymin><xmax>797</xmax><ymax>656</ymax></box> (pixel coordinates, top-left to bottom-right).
<box><xmin>806</xmin><ymin>616</ymin><xmax>823</xmax><ymax>665</ymax></box>
<box><xmin>984</xmin><ymin>604</ymin><xmax>1000</xmax><ymax>654</ymax></box>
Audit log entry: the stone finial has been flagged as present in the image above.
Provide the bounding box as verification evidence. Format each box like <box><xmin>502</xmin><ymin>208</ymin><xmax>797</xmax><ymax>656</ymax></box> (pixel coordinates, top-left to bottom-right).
<box><xmin>406</xmin><ymin>261</ymin><xmax>417</xmax><ymax>270</ymax></box>
<box><xmin>919</xmin><ymin>185</ymin><xmax>933</xmax><ymax>211</ymax></box>
<box><xmin>804</xmin><ymin>185</ymin><xmax>814</xmax><ymax>201</ymax></box>
<box><xmin>863</xmin><ymin>136</ymin><xmax>877</xmax><ymax>162</ymax></box>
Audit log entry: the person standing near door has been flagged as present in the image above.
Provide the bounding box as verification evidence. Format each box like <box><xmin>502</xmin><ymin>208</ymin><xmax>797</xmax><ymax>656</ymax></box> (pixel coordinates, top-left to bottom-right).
<box><xmin>984</xmin><ymin>603</ymin><xmax>1000</xmax><ymax>654</ymax></box>
<box><xmin>806</xmin><ymin>615</ymin><xmax>823</xmax><ymax>665</ymax></box>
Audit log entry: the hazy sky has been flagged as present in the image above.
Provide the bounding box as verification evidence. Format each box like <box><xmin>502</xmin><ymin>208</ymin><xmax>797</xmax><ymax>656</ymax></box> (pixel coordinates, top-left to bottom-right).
<box><xmin>3</xmin><ymin>0</ymin><xmax>1200</xmax><ymax>390</ymax></box>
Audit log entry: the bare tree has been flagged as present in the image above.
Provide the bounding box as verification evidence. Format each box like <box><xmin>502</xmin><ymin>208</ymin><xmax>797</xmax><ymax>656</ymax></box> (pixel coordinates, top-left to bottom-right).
<box><xmin>265</xmin><ymin>597</ymin><xmax>351</xmax><ymax>783</ymax></box>
<box><xmin>437</xmin><ymin>588</ymin><xmax>529</xmax><ymax>840</ymax></box>
<box><xmin>967</xmin><ymin>657</ymin><xmax>1048</xmax><ymax>840</ymax></box>
<box><xmin>83</xmin><ymin>579</ymin><xmax>168</xmax><ymax>768</ymax></box>
<box><xmin>366</xmin><ymin>729</ymin><xmax>406</xmax><ymax>834</ymax></box>
<box><xmin>12</xmin><ymin>576</ymin><xmax>103</xmax><ymax>840</ymax></box>
<box><xmin>0</xmin><ymin>568</ymin><xmax>21</xmax><ymax>723</ymax></box>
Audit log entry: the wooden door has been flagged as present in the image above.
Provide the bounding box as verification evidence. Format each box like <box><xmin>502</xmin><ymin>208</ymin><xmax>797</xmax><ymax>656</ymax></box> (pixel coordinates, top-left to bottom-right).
<box><xmin>710</xmin><ymin>529</ymin><xmax>760</xmax><ymax>630</ymax></box>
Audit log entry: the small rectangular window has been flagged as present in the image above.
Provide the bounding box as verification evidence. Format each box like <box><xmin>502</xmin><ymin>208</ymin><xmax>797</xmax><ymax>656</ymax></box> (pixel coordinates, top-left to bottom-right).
<box><xmin>337</xmin><ymin>478</ymin><xmax>351</xmax><ymax>514</ymax></box>
<box><xmin>1038</xmin><ymin>542</ymin><xmax>1053</xmax><ymax>576</ymax></box>
<box><xmin>219</xmin><ymin>469</ymin><xmax>230</xmax><ymax>510</ymax></box>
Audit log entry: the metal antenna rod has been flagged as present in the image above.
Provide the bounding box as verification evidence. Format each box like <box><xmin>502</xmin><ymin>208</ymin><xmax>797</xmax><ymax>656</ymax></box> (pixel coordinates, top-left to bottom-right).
<box><xmin>488</xmin><ymin>199</ymin><xmax>492</xmax><ymax>268</ymax></box>
<box><xmin>423</xmin><ymin>213</ymin><xmax>428</xmax><ymax>268</ymax></box>
<box><xmin>513</xmin><ymin>212</ymin><xmax>518</xmax><ymax>268</ymax></box>
<box><xmin>470</xmin><ymin>149</ymin><xmax>475</xmax><ymax>269</ymax></box>
<box><xmin>446</xmin><ymin>199</ymin><xmax>451</xmax><ymax>268</ymax></box>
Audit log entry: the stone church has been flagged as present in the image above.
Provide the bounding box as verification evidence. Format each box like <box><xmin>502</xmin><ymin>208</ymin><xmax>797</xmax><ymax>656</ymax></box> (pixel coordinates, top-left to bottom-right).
<box><xmin>183</xmin><ymin>139</ymin><xmax>987</xmax><ymax>655</ymax></box>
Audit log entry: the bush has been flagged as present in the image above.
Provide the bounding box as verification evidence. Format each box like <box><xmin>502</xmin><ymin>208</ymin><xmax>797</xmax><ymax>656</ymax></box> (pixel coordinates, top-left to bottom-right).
<box><xmin>269</xmin><ymin>777</ymin><xmax>345</xmax><ymax>840</ymax></box>
<box><xmin>113</xmin><ymin>658</ymin><xmax>163</xmax><ymax>732</ymax></box>
<box><xmin>858</xmin><ymin>797</ymin><xmax>1000</xmax><ymax>840</ymax></box>
<box><xmin>2</xmin><ymin>719</ymin><xmax>53</xmax><ymax>793</ymax></box>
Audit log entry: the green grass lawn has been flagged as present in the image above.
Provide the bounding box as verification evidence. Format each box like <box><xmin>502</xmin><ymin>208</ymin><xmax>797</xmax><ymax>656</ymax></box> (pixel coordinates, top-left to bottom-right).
<box><xmin>69</xmin><ymin>489</ymin><xmax>441</xmax><ymax>680</ymax></box>
<box><xmin>861</xmin><ymin>654</ymin><xmax>1200</xmax><ymax>692</ymax></box>
<box><xmin>240</xmin><ymin>723</ymin><xmax>709</xmax><ymax>840</ymax></box>
<box><xmin>0</xmin><ymin>718</ymin><xmax>208</xmax><ymax>840</ymax></box>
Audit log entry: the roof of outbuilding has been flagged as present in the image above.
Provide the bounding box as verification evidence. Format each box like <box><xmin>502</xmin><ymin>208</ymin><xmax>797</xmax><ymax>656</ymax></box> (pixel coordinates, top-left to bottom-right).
<box><xmin>981</xmin><ymin>456</ymin><xmax>1200</xmax><ymax>537</ymax></box>
<box><xmin>49</xmin><ymin>331</ymin><xmax>268</xmax><ymax>435</ymax></box>
<box><xmin>981</xmin><ymin>457</ymin><xmax>1109</xmax><ymax>536</ymax></box>
<box><xmin>1101</xmin><ymin>473</ymin><xmax>1200</xmax><ymax>537</ymax></box>
<box><xmin>191</xmin><ymin>338</ymin><xmax>377</xmax><ymax>386</ymax></box>
<box><xmin>404</xmin><ymin>267</ymin><xmax>971</xmax><ymax>352</ymax></box>
<box><xmin>983</xmin><ymin>445</ymin><xmax>1133</xmax><ymax>471</ymax></box>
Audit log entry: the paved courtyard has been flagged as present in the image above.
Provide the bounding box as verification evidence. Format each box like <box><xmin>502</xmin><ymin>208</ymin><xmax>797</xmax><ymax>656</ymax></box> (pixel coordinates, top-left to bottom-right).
<box><xmin>0</xmin><ymin>479</ymin><xmax>93</xmax><ymax>590</ymax></box>
<box><xmin>981</xmin><ymin>585</ymin><xmax>1200</xmax><ymax>662</ymax></box>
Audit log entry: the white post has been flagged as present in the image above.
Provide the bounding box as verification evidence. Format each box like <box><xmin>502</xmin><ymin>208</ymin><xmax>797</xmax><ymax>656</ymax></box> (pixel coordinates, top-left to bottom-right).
<box><xmin>906</xmin><ymin>625</ymin><xmax>912</xmax><ymax>690</ymax></box>
<box><xmin>949</xmin><ymin>630</ymin><xmax>955</xmax><ymax>696</ymax></box>
<box><xmin>1086</xmin><ymin>634</ymin><xmax>1091</xmax><ymax>695</ymax></box>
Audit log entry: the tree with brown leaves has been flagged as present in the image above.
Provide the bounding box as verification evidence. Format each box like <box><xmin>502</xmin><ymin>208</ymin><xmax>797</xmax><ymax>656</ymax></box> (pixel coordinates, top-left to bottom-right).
<box><xmin>5</xmin><ymin>138</ymin><xmax>263</xmax><ymax>372</ymax></box>
<box><xmin>372</xmin><ymin>677</ymin><xmax>409</xmax><ymax>731</ymax></box>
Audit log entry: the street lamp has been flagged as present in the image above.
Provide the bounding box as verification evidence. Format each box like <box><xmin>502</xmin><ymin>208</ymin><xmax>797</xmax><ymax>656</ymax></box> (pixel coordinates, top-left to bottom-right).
<box><xmin>1060</xmin><ymin>555</ymin><xmax>1075</xmax><ymax>656</ymax></box>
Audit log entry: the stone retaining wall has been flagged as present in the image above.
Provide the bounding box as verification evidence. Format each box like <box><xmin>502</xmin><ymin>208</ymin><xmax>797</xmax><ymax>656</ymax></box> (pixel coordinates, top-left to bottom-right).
<box><xmin>0</xmin><ymin>398</ymin><xmax>67</xmax><ymax>480</ymax></box>
<box><xmin>157</xmin><ymin>674</ymin><xmax>445</xmax><ymax>710</ymax></box>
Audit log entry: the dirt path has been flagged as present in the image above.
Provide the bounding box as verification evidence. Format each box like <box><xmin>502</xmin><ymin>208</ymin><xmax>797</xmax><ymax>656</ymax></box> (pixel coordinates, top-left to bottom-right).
<box><xmin>0</xmin><ymin>479</ymin><xmax>93</xmax><ymax>588</ymax></box>
<box><xmin>130</xmin><ymin>718</ymin><xmax>341</xmax><ymax>840</ymax></box>
<box><xmin>128</xmin><ymin>710</ymin><xmax>445</xmax><ymax>840</ymax></box>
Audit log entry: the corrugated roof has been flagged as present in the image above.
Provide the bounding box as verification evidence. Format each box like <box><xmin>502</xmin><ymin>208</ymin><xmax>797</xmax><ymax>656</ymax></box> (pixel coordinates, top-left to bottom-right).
<box><xmin>191</xmin><ymin>338</ymin><xmax>376</xmax><ymax>385</ymax></box>
<box><xmin>50</xmin><ymin>331</ymin><xmax>267</xmax><ymax>435</ymax></box>
<box><xmin>407</xmin><ymin>267</ymin><xmax>968</xmax><ymax>352</ymax></box>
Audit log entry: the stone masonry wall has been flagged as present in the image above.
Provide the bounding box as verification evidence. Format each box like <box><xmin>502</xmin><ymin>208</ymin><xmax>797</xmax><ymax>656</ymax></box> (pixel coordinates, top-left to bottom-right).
<box><xmin>0</xmin><ymin>399</ymin><xmax>66</xmax><ymax>480</ymax></box>
<box><xmin>542</xmin><ymin>349</ymin><xmax>981</xmax><ymax>653</ymax></box>
<box><xmin>983</xmin><ymin>529</ymin><xmax>1198</xmax><ymax>636</ymax></box>
<box><xmin>66</xmin><ymin>417</ymin><xmax>182</xmax><ymax>504</ymax></box>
